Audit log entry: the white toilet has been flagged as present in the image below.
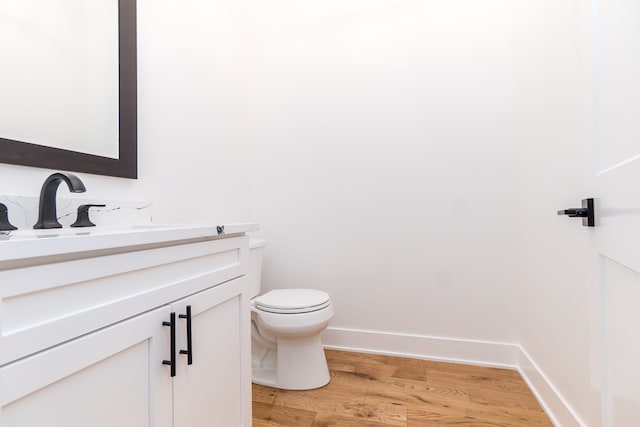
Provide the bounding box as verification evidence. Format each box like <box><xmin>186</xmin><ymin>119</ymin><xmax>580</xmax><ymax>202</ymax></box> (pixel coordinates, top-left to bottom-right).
<box><xmin>248</xmin><ymin>239</ymin><xmax>333</xmax><ymax>390</ymax></box>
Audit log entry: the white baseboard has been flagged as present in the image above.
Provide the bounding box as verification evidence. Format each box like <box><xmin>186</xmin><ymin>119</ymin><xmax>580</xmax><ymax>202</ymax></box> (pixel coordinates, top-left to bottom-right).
<box><xmin>517</xmin><ymin>347</ymin><xmax>586</xmax><ymax>427</ymax></box>
<box><xmin>322</xmin><ymin>326</ymin><xmax>583</xmax><ymax>427</ymax></box>
<box><xmin>322</xmin><ymin>326</ymin><xmax>520</xmax><ymax>368</ymax></box>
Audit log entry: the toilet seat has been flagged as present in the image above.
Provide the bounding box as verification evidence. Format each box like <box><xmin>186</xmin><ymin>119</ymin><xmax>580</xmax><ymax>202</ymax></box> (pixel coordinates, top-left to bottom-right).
<box><xmin>253</xmin><ymin>289</ymin><xmax>331</xmax><ymax>314</ymax></box>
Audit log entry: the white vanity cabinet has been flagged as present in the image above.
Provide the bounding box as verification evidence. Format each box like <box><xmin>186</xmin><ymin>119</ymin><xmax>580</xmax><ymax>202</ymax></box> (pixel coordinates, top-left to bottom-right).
<box><xmin>0</xmin><ymin>229</ymin><xmax>253</xmax><ymax>427</ymax></box>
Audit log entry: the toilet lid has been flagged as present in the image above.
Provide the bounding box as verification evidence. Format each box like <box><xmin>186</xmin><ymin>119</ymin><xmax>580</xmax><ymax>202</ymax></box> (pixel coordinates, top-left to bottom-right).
<box><xmin>254</xmin><ymin>289</ymin><xmax>331</xmax><ymax>314</ymax></box>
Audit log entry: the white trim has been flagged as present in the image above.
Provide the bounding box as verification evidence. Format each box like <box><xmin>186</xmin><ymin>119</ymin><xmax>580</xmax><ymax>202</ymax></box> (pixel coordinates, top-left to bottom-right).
<box><xmin>322</xmin><ymin>326</ymin><xmax>584</xmax><ymax>427</ymax></box>
<box><xmin>517</xmin><ymin>347</ymin><xmax>587</xmax><ymax>427</ymax></box>
<box><xmin>322</xmin><ymin>327</ymin><xmax>519</xmax><ymax>369</ymax></box>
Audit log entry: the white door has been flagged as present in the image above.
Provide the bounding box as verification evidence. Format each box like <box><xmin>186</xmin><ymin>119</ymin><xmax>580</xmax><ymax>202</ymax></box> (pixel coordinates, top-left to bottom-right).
<box><xmin>172</xmin><ymin>277</ymin><xmax>251</xmax><ymax>427</ymax></box>
<box><xmin>590</xmin><ymin>0</ymin><xmax>640</xmax><ymax>425</ymax></box>
<box><xmin>0</xmin><ymin>305</ymin><xmax>173</xmax><ymax>427</ymax></box>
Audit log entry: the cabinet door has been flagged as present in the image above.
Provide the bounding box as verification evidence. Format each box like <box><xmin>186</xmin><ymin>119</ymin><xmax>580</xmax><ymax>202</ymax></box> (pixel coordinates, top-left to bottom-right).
<box><xmin>0</xmin><ymin>305</ymin><xmax>174</xmax><ymax>427</ymax></box>
<box><xmin>172</xmin><ymin>276</ymin><xmax>251</xmax><ymax>427</ymax></box>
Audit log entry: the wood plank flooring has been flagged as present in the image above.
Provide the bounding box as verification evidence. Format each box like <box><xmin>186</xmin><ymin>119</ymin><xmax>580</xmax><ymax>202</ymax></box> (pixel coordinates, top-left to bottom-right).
<box><xmin>252</xmin><ymin>350</ymin><xmax>553</xmax><ymax>426</ymax></box>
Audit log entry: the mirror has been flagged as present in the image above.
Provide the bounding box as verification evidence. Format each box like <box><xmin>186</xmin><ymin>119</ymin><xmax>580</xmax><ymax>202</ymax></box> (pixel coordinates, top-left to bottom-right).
<box><xmin>0</xmin><ymin>0</ymin><xmax>137</xmax><ymax>179</ymax></box>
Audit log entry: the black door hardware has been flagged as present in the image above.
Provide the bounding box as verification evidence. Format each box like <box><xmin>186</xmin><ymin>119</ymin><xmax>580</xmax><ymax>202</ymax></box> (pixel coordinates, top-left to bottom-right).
<box><xmin>179</xmin><ymin>305</ymin><xmax>193</xmax><ymax>365</ymax></box>
<box><xmin>162</xmin><ymin>312</ymin><xmax>176</xmax><ymax>377</ymax></box>
<box><xmin>557</xmin><ymin>198</ymin><xmax>595</xmax><ymax>227</ymax></box>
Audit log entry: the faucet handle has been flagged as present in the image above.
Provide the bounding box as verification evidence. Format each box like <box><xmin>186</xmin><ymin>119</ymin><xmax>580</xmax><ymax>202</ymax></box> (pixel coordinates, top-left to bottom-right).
<box><xmin>71</xmin><ymin>204</ymin><xmax>106</xmax><ymax>228</ymax></box>
<box><xmin>0</xmin><ymin>203</ymin><xmax>17</xmax><ymax>231</ymax></box>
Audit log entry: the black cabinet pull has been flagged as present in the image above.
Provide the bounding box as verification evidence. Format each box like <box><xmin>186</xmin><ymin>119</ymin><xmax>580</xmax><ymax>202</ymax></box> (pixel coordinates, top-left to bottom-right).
<box><xmin>179</xmin><ymin>305</ymin><xmax>193</xmax><ymax>365</ymax></box>
<box><xmin>162</xmin><ymin>312</ymin><xmax>176</xmax><ymax>377</ymax></box>
<box><xmin>558</xmin><ymin>198</ymin><xmax>595</xmax><ymax>227</ymax></box>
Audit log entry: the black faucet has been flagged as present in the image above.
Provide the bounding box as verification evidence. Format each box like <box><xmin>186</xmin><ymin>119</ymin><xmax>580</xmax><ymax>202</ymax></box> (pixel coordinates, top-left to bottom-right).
<box><xmin>34</xmin><ymin>173</ymin><xmax>86</xmax><ymax>229</ymax></box>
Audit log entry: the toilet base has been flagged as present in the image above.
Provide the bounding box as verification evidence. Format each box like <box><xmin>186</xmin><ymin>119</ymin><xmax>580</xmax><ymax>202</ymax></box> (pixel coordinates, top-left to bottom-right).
<box><xmin>251</xmin><ymin>334</ymin><xmax>330</xmax><ymax>390</ymax></box>
<box><xmin>252</xmin><ymin>366</ymin><xmax>278</xmax><ymax>388</ymax></box>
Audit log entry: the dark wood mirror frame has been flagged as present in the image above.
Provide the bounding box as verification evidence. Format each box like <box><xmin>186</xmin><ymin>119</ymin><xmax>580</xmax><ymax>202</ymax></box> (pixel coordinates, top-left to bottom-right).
<box><xmin>0</xmin><ymin>0</ymin><xmax>137</xmax><ymax>179</ymax></box>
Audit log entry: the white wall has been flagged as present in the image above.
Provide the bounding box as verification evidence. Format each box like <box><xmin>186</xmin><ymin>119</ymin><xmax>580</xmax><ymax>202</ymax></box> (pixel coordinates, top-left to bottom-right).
<box><xmin>136</xmin><ymin>0</ymin><xmax>253</xmax><ymax>223</ymax></box>
<box><xmin>512</xmin><ymin>2</ymin><xmax>599</xmax><ymax>425</ymax></box>
<box><xmin>247</xmin><ymin>0</ymin><xmax>521</xmax><ymax>344</ymax></box>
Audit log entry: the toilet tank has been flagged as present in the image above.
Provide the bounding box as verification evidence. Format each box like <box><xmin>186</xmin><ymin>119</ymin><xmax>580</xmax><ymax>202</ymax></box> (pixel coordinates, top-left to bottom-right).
<box><xmin>248</xmin><ymin>238</ymin><xmax>267</xmax><ymax>298</ymax></box>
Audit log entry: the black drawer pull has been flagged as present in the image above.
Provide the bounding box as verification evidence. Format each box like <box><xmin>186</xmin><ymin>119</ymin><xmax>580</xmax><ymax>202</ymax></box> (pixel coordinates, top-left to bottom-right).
<box><xmin>162</xmin><ymin>312</ymin><xmax>176</xmax><ymax>377</ymax></box>
<box><xmin>179</xmin><ymin>305</ymin><xmax>193</xmax><ymax>365</ymax></box>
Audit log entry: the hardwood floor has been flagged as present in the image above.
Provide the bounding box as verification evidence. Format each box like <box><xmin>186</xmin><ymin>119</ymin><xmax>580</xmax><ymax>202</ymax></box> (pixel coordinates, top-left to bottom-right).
<box><xmin>252</xmin><ymin>350</ymin><xmax>553</xmax><ymax>426</ymax></box>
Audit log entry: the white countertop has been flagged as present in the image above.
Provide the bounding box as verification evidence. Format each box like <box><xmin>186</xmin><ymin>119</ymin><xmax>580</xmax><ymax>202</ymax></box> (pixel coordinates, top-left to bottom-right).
<box><xmin>0</xmin><ymin>223</ymin><xmax>259</xmax><ymax>263</ymax></box>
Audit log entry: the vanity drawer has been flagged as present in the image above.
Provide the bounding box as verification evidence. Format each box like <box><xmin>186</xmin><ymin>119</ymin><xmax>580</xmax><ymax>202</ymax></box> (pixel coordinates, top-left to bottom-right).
<box><xmin>0</xmin><ymin>235</ymin><xmax>248</xmax><ymax>365</ymax></box>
